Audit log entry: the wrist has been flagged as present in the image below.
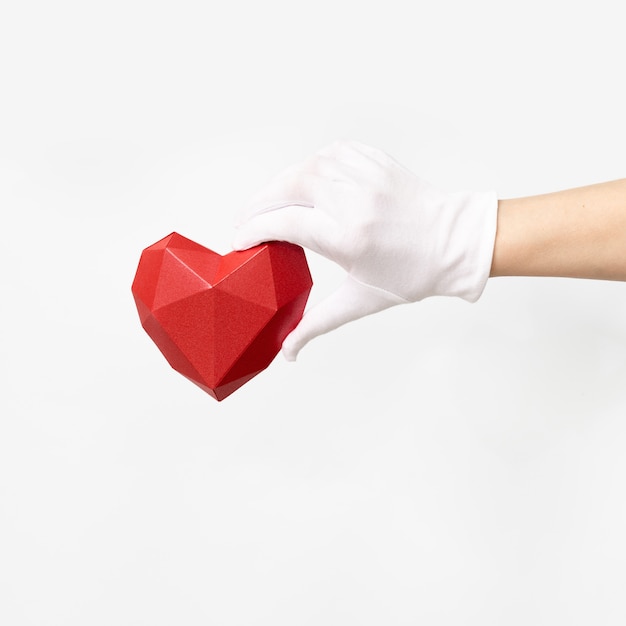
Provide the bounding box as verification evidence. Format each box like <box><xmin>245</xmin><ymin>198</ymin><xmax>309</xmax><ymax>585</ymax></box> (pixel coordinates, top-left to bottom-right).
<box><xmin>490</xmin><ymin>182</ymin><xmax>626</xmax><ymax>281</ymax></box>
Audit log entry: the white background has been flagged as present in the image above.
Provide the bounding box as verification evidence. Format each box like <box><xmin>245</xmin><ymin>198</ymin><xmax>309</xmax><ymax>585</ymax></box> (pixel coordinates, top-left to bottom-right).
<box><xmin>1</xmin><ymin>1</ymin><xmax>626</xmax><ymax>624</ymax></box>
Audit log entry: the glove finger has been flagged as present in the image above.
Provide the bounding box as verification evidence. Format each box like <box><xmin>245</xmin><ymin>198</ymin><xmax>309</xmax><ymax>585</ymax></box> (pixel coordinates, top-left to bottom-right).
<box><xmin>238</xmin><ymin>151</ymin><xmax>364</xmax><ymax>224</ymax></box>
<box><xmin>281</xmin><ymin>276</ymin><xmax>407</xmax><ymax>361</ymax></box>
<box><xmin>316</xmin><ymin>139</ymin><xmax>385</xmax><ymax>173</ymax></box>
<box><xmin>232</xmin><ymin>203</ymin><xmax>335</xmax><ymax>254</ymax></box>
<box><xmin>236</xmin><ymin>170</ymin><xmax>322</xmax><ymax>226</ymax></box>
<box><xmin>303</xmin><ymin>154</ymin><xmax>362</xmax><ymax>182</ymax></box>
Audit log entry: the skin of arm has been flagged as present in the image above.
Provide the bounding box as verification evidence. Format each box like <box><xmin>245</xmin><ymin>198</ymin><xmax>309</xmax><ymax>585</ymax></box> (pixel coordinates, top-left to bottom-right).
<box><xmin>490</xmin><ymin>179</ymin><xmax>626</xmax><ymax>281</ymax></box>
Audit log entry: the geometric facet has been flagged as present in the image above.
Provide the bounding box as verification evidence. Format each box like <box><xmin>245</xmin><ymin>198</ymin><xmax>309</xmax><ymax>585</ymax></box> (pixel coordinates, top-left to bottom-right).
<box><xmin>131</xmin><ymin>232</ymin><xmax>313</xmax><ymax>401</ymax></box>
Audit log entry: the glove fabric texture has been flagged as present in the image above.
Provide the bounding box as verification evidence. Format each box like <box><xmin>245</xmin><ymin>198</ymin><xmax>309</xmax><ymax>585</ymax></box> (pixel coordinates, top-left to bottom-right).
<box><xmin>233</xmin><ymin>140</ymin><xmax>498</xmax><ymax>360</ymax></box>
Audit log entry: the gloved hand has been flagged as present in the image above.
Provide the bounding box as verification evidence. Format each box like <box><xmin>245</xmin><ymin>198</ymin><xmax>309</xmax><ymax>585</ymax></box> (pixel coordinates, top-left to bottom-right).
<box><xmin>233</xmin><ymin>140</ymin><xmax>498</xmax><ymax>361</ymax></box>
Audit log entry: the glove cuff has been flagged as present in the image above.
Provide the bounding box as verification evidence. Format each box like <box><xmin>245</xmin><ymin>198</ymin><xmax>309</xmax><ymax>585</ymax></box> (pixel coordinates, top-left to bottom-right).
<box><xmin>442</xmin><ymin>190</ymin><xmax>499</xmax><ymax>303</ymax></box>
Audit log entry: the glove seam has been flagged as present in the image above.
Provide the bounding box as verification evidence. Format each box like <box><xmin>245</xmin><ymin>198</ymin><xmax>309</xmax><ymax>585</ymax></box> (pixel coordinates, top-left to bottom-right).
<box><xmin>347</xmin><ymin>274</ymin><xmax>411</xmax><ymax>305</ymax></box>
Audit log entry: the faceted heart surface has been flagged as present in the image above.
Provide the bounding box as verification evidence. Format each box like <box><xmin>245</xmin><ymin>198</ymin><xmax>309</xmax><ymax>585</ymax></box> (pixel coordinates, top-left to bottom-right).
<box><xmin>131</xmin><ymin>232</ymin><xmax>312</xmax><ymax>401</ymax></box>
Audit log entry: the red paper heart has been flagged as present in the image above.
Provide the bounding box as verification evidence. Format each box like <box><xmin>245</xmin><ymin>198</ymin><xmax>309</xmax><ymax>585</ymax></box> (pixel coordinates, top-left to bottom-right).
<box><xmin>131</xmin><ymin>232</ymin><xmax>312</xmax><ymax>401</ymax></box>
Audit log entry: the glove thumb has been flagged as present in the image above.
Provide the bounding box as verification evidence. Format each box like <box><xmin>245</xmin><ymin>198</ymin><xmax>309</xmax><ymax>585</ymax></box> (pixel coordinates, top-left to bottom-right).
<box><xmin>282</xmin><ymin>276</ymin><xmax>408</xmax><ymax>361</ymax></box>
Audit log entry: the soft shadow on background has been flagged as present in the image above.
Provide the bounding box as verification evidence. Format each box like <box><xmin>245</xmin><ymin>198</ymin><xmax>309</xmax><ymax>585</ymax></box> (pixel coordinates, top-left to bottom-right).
<box><xmin>1</xmin><ymin>2</ymin><xmax>626</xmax><ymax>624</ymax></box>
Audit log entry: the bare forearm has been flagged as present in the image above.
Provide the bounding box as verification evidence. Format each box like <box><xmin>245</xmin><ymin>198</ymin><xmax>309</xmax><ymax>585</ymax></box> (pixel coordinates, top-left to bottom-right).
<box><xmin>490</xmin><ymin>179</ymin><xmax>626</xmax><ymax>281</ymax></box>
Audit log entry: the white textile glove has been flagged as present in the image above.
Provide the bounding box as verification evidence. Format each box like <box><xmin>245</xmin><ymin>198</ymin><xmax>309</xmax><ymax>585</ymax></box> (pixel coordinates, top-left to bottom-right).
<box><xmin>233</xmin><ymin>140</ymin><xmax>498</xmax><ymax>361</ymax></box>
